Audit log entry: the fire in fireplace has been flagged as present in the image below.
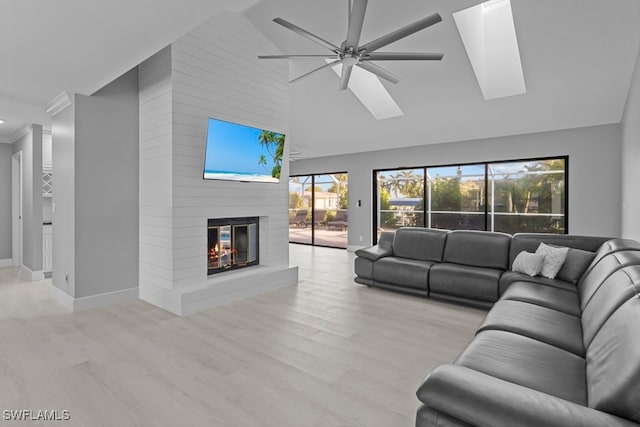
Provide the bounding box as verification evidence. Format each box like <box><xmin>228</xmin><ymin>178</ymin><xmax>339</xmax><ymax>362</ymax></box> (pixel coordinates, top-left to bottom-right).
<box><xmin>208</xmin><ymin>217</ymin><xmax>259</xmax><ymax>275</ymax></box>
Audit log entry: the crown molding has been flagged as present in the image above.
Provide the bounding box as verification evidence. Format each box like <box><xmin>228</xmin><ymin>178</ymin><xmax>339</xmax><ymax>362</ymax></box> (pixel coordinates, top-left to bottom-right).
<box><xmin>8</xmin><ymin>125</ymin><xmax>32</xmax><ymax>143</ymax></box>
<box><xmin>46</xmin><ymin>92</ymin><xmax>72</xmax><ymax>117</ymax></box>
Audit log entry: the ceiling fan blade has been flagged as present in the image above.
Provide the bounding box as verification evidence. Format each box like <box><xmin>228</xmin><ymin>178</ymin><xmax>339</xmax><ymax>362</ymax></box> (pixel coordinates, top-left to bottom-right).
<box><xmin>339</xmin><ymin>64</ymin><xmax>354</xmax><ymax>91</ymax></box>
<box><xmin>273</xmin><ymin>18</ymin><xmax>340</xmax><ymax>53</ymax></box>
<box><xmin>356</xmin><ymin>61</ymin><xmax>400</xmax><ymax>84</ymax></box>
<box><xmin>359</xmin><ymin>13</ymin><xmax>442</xmax><ymax>53</ymax></box>
<box><xmin>259</xmin><ymin>54</ymin><xmax>338</xmax><ymax>59</ymax></box>
<box><xmin>365</xmin><ymin>52</ymin><xmax>444</xmax><ymax>61</ymax></box>
<box><xmin>290</xmin><ymin>59</ymin><xmax>344</xmax><ymax>83</ymax></box>
<box><xmin>345</xmin><ymin>0</ymin><xmax>368</xmax><ymax>49</ymax></box>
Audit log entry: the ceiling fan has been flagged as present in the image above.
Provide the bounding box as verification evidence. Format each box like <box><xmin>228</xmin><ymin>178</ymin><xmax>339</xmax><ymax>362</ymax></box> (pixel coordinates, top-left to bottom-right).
<box><xmin>258</xmin><ymin>0</ymin><xmax>444</xmax><ymax>90</ymax></box>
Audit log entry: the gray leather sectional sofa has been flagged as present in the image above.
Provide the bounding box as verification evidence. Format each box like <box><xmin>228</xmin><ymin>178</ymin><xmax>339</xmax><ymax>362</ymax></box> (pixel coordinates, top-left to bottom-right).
<box><xmin>354</xmin><ymin>228</ymin><xmax>640</xmax><ymax>426</ymax></box>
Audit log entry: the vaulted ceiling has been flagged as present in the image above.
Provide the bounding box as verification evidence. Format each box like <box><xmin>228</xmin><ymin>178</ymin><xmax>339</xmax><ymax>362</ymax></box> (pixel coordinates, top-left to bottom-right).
<box><xmin>2</xmin><ymin>0</ymin><xmax>640</xmax><ymax>159</ymax></box>
<box><xmin>246</xmin><ymin>0</ymin><xmax>640</xmax><ymax>158</ymax></box>
<box><xmin>0</xmin><ymin>0</ymin><xmax>258</xmax><ymax>141</ymax></box>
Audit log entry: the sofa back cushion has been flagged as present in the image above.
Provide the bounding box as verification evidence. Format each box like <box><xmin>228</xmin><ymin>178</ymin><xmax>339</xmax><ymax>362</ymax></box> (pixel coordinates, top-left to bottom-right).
<box><xmin>581</xmin><ymin>266</ymin><xmax>640</xmax><ymax>348</ymax></box>
<box><xmin>508</xmin><ymin>233</ymin><xmax>608</xmax><ymax>269</ymax></box>
<box><xmin>586</xmin><ymin>295</ymin><xmax>640</xmax><ymax>422</ymax></box>
<box><xmin>578</xmin><ymin>250</ymin><xmax>640</xmax><ymax>310</ymax></box>
<box><xmin>392</xmin><ymin>227</ymin><xmax>448</xmax><ymax>262</ymax></box>
<box><xmin>583</xmin><ymin>238</ymin><xmax>640</xmax><ymax>278</ymax></box>
<box><xmin>442</xmin><ymin>230</ymin><xmax>511</xmax><ymax>270</ymax></box>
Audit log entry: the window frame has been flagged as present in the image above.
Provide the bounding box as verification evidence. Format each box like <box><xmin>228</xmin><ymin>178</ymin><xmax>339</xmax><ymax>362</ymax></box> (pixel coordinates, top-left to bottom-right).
<box><xmin>372</xmin><ymin>155</ymin><xmax>569</xmax><ymax>244</ymax></box>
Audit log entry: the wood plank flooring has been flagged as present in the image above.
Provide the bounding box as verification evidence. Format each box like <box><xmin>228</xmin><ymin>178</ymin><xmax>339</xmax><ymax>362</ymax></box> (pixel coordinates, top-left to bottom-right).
<box><xmin>0</xmin><ymin>246</ymin><xmax>486</xmax><ymax>426</ymax></box>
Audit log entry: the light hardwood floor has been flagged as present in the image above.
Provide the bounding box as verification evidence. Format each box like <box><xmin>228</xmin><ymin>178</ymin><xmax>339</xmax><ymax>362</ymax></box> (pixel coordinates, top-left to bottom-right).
<box><xmin>0</xmin><ymin>245</ymin><xmax>486</xmax><ymax>427</ymax></box>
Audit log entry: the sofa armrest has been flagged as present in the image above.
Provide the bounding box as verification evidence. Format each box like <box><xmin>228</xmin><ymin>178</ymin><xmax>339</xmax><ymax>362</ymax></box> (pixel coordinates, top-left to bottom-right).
<box><xmin>417</xmin><ymin>364</ymin><xmax>637</xmax><ymax>427</ymax></box>
<box><xmin>355</xmin><ymin>232</ymin><xmax>394</xmax><ymax>261</ymax></box>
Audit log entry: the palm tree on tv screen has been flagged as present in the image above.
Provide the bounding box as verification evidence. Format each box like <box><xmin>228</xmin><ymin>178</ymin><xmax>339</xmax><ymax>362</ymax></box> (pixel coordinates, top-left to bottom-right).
<box><xmin>258</xmin><ymin>131</ymin><xmax>285</xmax><ymax>179</ymax></box>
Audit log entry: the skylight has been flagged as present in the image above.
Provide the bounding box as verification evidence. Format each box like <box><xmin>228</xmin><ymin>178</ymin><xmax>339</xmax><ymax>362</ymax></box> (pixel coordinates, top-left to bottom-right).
<box><xmin>327</xmin><ymin>60</ymin><xmax>404</xmax><ymax>120</ymax></box>
<box><xmin>453</xmin><ymin>0</ymin><xmax>526</xmax><ymax>100</ymax></box>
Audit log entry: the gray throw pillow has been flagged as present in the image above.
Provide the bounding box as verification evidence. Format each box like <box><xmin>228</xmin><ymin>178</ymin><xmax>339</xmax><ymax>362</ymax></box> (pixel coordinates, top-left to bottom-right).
<box><xmin>555</xmin><ymin>247</ymin><xmax>597</xmax><ymax>284</ymax></box>
<box><xmin>512</xmin><ymin>251</ymin><xmax>545</xmax><ymax>277</ymax></box>
<box><xmin>535</xmin><ymin>242</ymin><xmax>569</xmax><ymax>279</ymax></box>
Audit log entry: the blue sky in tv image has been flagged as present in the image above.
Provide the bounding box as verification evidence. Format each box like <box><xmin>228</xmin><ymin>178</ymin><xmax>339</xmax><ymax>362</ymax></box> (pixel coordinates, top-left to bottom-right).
<box><xmin>203</xmin><ymin>118</ymin><xmax>285</xmax><ymax>183</ymax></box>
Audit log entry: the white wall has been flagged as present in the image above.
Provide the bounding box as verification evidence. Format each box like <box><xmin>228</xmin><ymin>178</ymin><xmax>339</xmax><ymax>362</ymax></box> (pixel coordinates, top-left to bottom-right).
<box><xmin>52</xmin><ymin>103</ymin><xmax>76</xmax><ymax>296</ymax></box>
<box><xmin>291</xmin><ymin>123</ymin><xmax>622</xmax><ymax>247</ymax></box>
<box><xmin>622</xmin><ymin>42</ymin><xmax>640</xmax><ymax>241</ymax></box>
<box><xmin>139</xmin><ymin>11</ymin><xmax>297</xmax><ymax>315</ymax></box>
<box><xmin>0</xmin><ymin>144</ymin><xmax>12</xmax><ymax>260</ymax></box>
<box><xmin>11</xmin><ymin>126</ymin><xmax>43</xmax><ymax>272</ymax></box>
<box><xmin>138</xmin><ymin>45</ymin><xmax>174</xmax><ymax>294</ymax></box>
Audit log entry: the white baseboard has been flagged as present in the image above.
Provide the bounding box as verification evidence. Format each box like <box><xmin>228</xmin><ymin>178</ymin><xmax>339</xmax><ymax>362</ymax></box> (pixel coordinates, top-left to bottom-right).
<box><xmin>49</xmin><ymin>285</ymin><xmax>74</xmax><ymax>311</ymax></box>
<box><xmin>0</xmin><ymin>259</ymin><xmax>12</xmax><ymax>268</ymax></box>
<box><xmin>21</xmin><ymin>265</ymin><xmax>45</xmax><ymax>281</ymax></box>
<box><xmin>50</xmin><ymin>284</ymin><xmax>139</xmax><ymax>312</ymax></box>
<box><xmin>347</xmin><ymin>245</ymin><xmax>367</xmax><ymax>252</ymax></box>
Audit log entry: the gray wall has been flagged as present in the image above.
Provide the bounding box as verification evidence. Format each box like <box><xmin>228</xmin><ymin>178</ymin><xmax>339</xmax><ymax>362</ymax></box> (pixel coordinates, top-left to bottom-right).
<box><xmin>12</xmin><ymin>126</ymin><xmax>43</xmax><ymax>271</ymax></box>
<box><xmin>622</xmin><ymin>42</ymin><xmax>640</xmax><ymax>241</ymax></box>
<box><xmin>291</xmin><ymin>123</ymin><xmax>622</xmax><ymax>247</ymax></box>
<box><xmin>0</xmin><ymin>144</ymin><xmax>12</xmax><ymax>260</ymax></box>
<box><xmin>75</xmin><ymin>67</ymin><xmax>139</xmax><ymax>298</ymax></box>
<box><xmin>52</xmin><ymin>68</ymin><xmax>139</xmax><ymax>299</ymax></box>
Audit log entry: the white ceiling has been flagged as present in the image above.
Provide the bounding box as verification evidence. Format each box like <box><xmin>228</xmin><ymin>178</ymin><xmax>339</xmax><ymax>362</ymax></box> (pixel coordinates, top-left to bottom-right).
<box><xmin>245</xmin><ymin>0</ymin><xmax>640</xmax><ymax>158</ymax></box>
<box><xmin>2</xmin><ymin>0</ymin><xmax>639</xmax><ymax>159</ymax></box>
<box><xmin>0</xmin><ymin>0</ymin><xmax>258</xmax><ymax>142</ymax></box>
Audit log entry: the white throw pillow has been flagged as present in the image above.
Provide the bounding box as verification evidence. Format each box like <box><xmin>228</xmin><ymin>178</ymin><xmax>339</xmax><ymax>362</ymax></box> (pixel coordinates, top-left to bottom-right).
<box><xmin>535</xmin><ymin>242</ymin><xmax>569</xmax><ymax>279</ymax></box>
<box><xmin>512</xmin><ymin>251</ymin><xmax>545</xmax><ymax>277</ymax></box>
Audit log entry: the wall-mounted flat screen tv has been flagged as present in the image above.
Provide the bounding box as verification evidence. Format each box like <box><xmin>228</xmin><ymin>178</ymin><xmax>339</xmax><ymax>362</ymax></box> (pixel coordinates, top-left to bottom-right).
<box><xmin>203</xmin><ymin>117</ymin><xmax>286</xmax><ymax>183</ymax></box>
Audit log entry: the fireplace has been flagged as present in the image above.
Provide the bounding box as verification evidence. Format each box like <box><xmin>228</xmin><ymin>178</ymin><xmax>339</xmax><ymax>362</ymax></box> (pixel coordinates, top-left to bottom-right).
<box><xmin>208</xmin><ymin>217</ymin><xmax>259</xmax><ymax>275</ymax></box>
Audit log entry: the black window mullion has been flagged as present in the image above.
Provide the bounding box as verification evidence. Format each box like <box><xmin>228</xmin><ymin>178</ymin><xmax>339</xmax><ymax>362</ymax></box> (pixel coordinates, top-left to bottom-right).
<box><xmin>484</xmin><ymin>164</ymin><xmax>489</xmax><ymax>231</ymax></box>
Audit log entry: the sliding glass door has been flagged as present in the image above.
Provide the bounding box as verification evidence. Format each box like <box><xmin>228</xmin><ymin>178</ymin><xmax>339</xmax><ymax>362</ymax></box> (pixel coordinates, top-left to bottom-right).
<box><xmin>289</xmin><ymin>175</ymin><xmax>312</xmax><ymax>245</ymax></box>
<box><xmin>289</xmin><ymin>173</ymin><xmax>348</xmax><ymax>248</ymax></box>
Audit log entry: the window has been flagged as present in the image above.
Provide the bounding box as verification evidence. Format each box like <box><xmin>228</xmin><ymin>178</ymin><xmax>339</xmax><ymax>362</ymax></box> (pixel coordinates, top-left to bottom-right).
<box><xmin>289</xmin><ymin>173</ymin><xmax>348</xmax><ymax>248</ymax></box>
<box><xmin>374</xmin><ymin>157</ymin><xmax>566</xmax><ymax>241</ymax></box>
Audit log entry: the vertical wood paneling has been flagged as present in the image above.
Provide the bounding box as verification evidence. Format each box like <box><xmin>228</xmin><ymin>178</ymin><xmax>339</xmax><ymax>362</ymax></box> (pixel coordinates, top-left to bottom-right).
<box><xmin>139</xmin><ymin>46</ymin><xmax>175</xmax><ymax>291</ymax></box>
<box><xmin>139</xmin><ymin>12</ymin><xmax>296</xmax><ymax>314</ymax></box>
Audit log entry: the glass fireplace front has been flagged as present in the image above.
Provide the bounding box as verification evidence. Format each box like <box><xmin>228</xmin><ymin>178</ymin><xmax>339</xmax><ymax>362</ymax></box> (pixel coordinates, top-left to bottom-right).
<box><xmin>208</xmin><ymin>217</ymin><xmax>258</xmax><ymax>275</ymax></box>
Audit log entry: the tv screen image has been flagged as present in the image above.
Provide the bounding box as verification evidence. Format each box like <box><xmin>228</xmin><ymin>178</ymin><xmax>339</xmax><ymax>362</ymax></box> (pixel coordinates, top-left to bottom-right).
<box><xmin>203</xmin><ymin>118</ymin><xmax>286</xmax><ymax>183</ymax></box>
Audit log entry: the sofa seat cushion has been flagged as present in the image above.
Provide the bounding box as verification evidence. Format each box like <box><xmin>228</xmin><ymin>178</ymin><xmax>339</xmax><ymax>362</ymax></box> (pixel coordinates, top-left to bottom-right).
<box><xmin>430</xmin><ymin>263</ymin><xmax>501</xmax><ymax>302</ymax></box>
<box><xmin>478</xmin><ymin>300</ymin><xmax>584</xmax><ymax>356</ymax></box>
<box><xmin>586</xmin><ymin>297</ymin><xmax>640</xmax><ymax>422</ymax></box>
<box><xmin>455</xmin><ymin>330</ymin><xmax>587</xmax><ymax>405</ymax></box>
<box><xmin>372</xmin><ymin>256</ymin><xmax>433</xmax><ymax>290</ymax></box>
<box><xmin>499</xmin><ymin>270</ymin><xmax>576</xmax><ymax>295</ymax></box>
<box><xmin>500</xmin><ymin>281</ymin><xmax>581</xmax><ymax>317</ymax></box>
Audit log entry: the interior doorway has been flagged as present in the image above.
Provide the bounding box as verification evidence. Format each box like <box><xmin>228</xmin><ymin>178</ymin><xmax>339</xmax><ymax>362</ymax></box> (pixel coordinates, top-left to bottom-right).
<box><xmin>11</xmin><ymin>151</ymin><xmax>23</xmax><ymax>267</ymax></box>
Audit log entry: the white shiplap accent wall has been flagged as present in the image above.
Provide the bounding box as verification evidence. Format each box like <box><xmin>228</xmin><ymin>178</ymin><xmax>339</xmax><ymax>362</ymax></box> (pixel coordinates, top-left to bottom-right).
<box><xmin>139</xmin><ymin>12</ymin><xmax>297</xmax><ymax>315</ymax></box>
<box><xmin>139</xmin><ymin>46</ymin><xmax>176</xmax><ymax>310</ymax></box>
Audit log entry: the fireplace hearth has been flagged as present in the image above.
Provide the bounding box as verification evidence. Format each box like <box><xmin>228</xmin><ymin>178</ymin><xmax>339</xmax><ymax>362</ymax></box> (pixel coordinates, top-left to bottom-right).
<box><xmin>208</xmin><ymin>217</ymin><xmax>259</xmax><ymax>275</ymax></box>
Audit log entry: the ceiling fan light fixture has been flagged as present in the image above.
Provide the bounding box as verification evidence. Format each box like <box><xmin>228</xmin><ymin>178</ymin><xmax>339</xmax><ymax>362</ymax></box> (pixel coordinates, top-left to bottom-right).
<box><xmin>343</xmin><ymin>56</ymin><xmax>359</xmax><ymax>67</ymax></box>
